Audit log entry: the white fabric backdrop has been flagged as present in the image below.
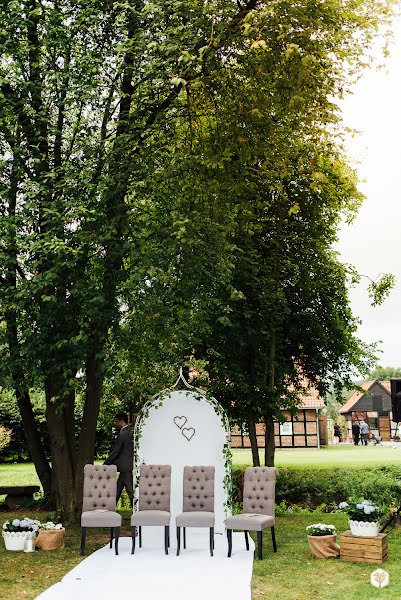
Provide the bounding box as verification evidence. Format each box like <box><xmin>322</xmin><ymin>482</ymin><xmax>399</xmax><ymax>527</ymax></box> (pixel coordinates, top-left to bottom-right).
<box><xmin>136</xmin><ymin>389</ymin><xmax>230</xmax><ymax>533</ymax></box>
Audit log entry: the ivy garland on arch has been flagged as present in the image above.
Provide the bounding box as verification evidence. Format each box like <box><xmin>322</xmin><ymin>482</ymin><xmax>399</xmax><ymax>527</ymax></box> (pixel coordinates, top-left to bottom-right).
<box><xmin>133</xmin><ymin>369</ymin><xmax>233</xmax><ymax>513</ymax></box>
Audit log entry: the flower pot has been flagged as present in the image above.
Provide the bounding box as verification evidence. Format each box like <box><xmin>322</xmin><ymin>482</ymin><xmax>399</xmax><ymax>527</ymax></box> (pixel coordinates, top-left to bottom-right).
<box><xmin>2</xmin><ymin>531</ymin><xmax>29</xmax><ymax>551</ymax></box>
<box><xmin>35</xmin><ymin>528</ymin><xmax>65</xmax><ymax>550</ymax></box>
<box><xmin>307</xmin><ymin>534</ymin><xmax>340</xmax><ymax>559</ymax></box>
<box><xmin>349</xmin><ymin>520</ymin><xmax>380</xmax><ymax>537</ymax></box>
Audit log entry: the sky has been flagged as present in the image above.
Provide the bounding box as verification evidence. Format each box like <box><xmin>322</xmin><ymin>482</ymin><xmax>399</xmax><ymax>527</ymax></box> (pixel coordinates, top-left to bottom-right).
<box><xmin>338</xmin><ymin>18</ymin><xmax>401</xmax><ymax>367</ymax></box>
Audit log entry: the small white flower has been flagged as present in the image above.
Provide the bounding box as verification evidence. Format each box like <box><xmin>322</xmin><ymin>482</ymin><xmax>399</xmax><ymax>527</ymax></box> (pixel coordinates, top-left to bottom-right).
<box><xmin>12</xmin><ymin>519</ymin><xmax>20</xmax><ymax>527</ymax></box>
<box><xmin>339</xmin><ymin>502</ymin><xmax>348</xmax><ymax>509</ymax></box>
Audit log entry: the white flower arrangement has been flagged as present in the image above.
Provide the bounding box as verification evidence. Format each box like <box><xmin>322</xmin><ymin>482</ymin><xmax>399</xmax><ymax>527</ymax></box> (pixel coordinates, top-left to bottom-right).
<box><xmin>306</xmin><ymin>523</ymin><xmax>336</xmax><ymax>537</ymax></box>
<box><xmin>338</xmin><ymin>499</ymin><xmax>385</xmax><ymax>523</ymax></box>
<box><xmin>2</xmin><ymin>517</ymin><xmax>40</xmax><ymax>533</ymax></box>
<box><xmin>39</xmin><ymin>522</ymin><xmax>63</xmax><ymax>530</ymax></box>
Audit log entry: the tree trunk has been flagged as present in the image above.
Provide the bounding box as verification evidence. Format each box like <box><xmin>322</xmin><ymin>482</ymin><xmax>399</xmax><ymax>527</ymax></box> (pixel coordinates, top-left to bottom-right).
<box><xmin>74</xmin><ymin>351</ymin><xmax>104</xmax><ymax>518</ymax></box>
<box><xmin>45</xmin><ymin>379</ymin><xmax>77</xmax><ymax>521</ymax></box>
<box><xmin>264</xmin><ymin>412</ymin><xmax>275</xmax><ymax>467</ymax></box>
<box><xmin>4</xmin><ymin>146</ymin><xmax>52</xmax><ymax>498</ymax></box>
<box><xmin>6</xmin><ymin>317</ymin><xmax>53</xmax><ymax>496</ymax></box>
<box><xmin>247</xmin><ymin>409</ymin><xmax>260</xmax><ymax>466</ymax></box>
<box><xmin>264</xmin><ymin>333</ymin><xmax>276</xmax><ymax>466</ymax></box>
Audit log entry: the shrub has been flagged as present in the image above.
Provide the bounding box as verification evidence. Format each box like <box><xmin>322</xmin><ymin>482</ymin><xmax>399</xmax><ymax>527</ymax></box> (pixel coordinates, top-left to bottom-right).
<box><xmin>0</xmin><ymin>425</ymin><xmax>13</xmax><ymax>455</ymax></box>
<box><xmin>232</xmin><ymin>465</ymin><xmax>401</xmax><ymax>511</ymax></box>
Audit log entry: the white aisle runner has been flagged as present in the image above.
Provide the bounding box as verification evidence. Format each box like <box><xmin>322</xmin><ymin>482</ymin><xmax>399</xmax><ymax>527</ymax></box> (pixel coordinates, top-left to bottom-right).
<box><xmin>36</xmin><ymin>530</ymin><xmax>254</xmax><ymax>600</ymax></box>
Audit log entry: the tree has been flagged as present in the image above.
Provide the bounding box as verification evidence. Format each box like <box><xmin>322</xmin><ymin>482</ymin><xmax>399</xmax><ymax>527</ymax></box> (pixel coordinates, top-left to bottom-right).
<box><xmin>115</xmin><ymin>0</ymin><xmax>395</xmax><ymax>467</ymax></box>
<box><xmin>369</xmin><ymin>366</ymin><xmax>401</xmax><ymax>380</ymax></box>
<box><xmin>0</xmin><ymin>0</ymin><xmax>276</xmax><ymax>520</ymax></box>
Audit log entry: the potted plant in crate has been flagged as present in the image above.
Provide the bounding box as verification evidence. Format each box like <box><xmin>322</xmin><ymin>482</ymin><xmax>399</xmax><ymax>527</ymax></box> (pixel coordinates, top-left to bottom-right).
<box><xmin>2</xmin><ymin>517</ymin><xmax>40</xmax><ymax>551</ymax></box>
<box><xmin>338</xmin><ymin>499</ymin><xmax>385</xmax><ymax>537</ymax></box>
<box><xmin>36</xmin><ymin>521</ymin><xmax>65</xmax><ymax>550</ymax></box>
<box><xmin>306</xmin><ymin>523</ymin><xmax>339</xmax><ymax>558</ymax></box>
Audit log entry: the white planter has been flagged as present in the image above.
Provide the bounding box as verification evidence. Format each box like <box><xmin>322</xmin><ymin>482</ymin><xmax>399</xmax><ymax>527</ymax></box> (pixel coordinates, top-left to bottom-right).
<box><xmin>2</xmin><ymin>530</ymin><xmax>29</xmax><ymax>551</ymax></box>
<box><xmin>349</xmin><ymin>519</ymin><xmax>380</xmax><ymax>537</ymax></box>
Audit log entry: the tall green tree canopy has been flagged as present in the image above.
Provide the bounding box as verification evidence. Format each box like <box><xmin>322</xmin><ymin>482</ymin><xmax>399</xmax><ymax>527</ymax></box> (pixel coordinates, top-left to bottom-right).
<box><xmin>0</xmin><ymin>0</ymin><xmax>396</xmax><ymax>515</ymax></box>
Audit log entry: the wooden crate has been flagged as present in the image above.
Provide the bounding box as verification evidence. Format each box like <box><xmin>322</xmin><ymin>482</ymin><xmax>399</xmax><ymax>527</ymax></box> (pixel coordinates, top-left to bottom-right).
<box><xmin>340</xmin><ymin>531</ymin><xmax>388</xmax><ymax>564</ymax></box>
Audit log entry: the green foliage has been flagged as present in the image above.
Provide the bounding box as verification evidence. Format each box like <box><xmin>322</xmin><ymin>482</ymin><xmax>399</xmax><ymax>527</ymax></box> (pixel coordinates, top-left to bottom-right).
<box><xmin>0</xmin><ymin>0</ymin><xmax>398</xmax><ymax>510</ymax></box>
<box><xmin>0</xmin><ymin>425</ymin><xmax>12</xmax><ymax>456</ymax></box>
<box><xmin>368</xmin><ymin>273</ymin><xmax>396</xmax><ymax>307</ymax></box>
<box><xmin>0</xmin><ymin>388</ymin><xmax>49</xmax><ymax>461</ymax></box>
<box><xmin>369</xmin><ymin>365</ymin><xmax>401</xmax><ymax>380</ymax></box>
<box><xmin>233</xmin><ymin>465</ymin><xmax>401</xmax><ymax>511</ymax></box>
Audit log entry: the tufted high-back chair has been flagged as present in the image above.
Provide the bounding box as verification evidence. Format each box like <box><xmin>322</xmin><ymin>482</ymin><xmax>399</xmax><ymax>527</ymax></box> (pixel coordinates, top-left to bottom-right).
<box><xmin>80</xmin><ymin>464</ymin><xmax>122</xmax><ymax>556</ymax></box>
<box><xmin>183</xmin><ymin>465</ymin><xmax>215</xmax><ymax>512</ymax></box>
<box><xmin>138</xmin><ymin>464</ymin><xmax>171</xmax><ymax>512</ymax></box>
<box><xmin>225</xmin><ymin>465</ymin><xmax>278</xmax><ymax>560</ymax></box>
<box><xmin>82</xmin><ymin>464</ymin><xmax>118</xmax><ymax>512</ymax></box>
<box><xmin>243</xmin><ymin>467</ymin><xmax>276</xmax><ymax>516</ymax></box>
<box><xmin>131</xmin><ymin>464</ymin><xmax>172</xmax><ymax>555</ymax></box>
<box><xmin>175</xmin><ymin>466</ymin><xmax>215</xmax><ymax>556</ymax></box>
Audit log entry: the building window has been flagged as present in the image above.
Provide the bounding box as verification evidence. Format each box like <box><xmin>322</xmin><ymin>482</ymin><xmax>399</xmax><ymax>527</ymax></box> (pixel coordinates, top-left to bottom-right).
<box><xmin>379</xmin><ymin>411</ymin><xmax>389</xmax><ymax>417</ymax></box>
<box><xmin>280</xmin><ymin>421</ymin><xmax>293</xmax><ymax>436</ymax></box>
<box><xmin>368</xmin><ymin>418</ymin><xmax>378</xmax><ymax>430</ymax></box>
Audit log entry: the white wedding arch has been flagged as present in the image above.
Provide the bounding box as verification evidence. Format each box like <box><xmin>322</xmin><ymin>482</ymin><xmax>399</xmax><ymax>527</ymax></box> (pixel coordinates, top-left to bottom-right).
<box><xmin>134</xmin><ymin>370</ymin><xmax>232</xmax><ymax>534</ymax></box>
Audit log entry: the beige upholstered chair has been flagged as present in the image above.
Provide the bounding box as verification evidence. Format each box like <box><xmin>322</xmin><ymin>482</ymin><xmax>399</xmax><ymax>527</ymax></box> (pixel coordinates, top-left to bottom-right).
<box><xmin>226</xmin><ymin>466</ymin><xmax>278</xmax><ymax>559</ymax></box>
<box><xmin>131</xmin><ymin>464</ymin><xmax>171</xmax><ymax>554</ymax></box>
<box><xmin>176</xmin><ymin>466</ymin><xmax>215</xmax><ymax>556</ymax></box>
<box><xmin>80</xmin><ymin>464</ymin><xmax>122</xmax><ymax>555</ymax></box>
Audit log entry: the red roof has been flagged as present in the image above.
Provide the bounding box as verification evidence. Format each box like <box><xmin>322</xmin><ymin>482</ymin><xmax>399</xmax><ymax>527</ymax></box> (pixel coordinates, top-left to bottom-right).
<box><xmin>339</xmin><ymin>380</ymin><xmax>391</xmax><ymax>414</ymax></box>
<box><xmin>297</xmin><ymin>386</ymin><xmax>325</xmax><ymax>409</ymax></box>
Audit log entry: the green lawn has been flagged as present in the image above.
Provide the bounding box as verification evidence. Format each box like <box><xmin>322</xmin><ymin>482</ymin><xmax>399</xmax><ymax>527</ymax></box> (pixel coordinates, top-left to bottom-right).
<box><xmin>1</xmin><ymin>510</ymin><xmax>401</xmax><ymax>599</ymax></box>
<box><xmin>233</xmin><ymin>444</ymin><xmax>401</xmax><ymax>469</ymax></box>
<box><xmin>2</xmin><ymin>445</ymin><xmax>401</xmax><ymax>495</ymax></box>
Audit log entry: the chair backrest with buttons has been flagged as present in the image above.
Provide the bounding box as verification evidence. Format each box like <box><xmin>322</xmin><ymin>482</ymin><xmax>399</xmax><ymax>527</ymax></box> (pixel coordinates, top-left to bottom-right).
<box><xmin>82</xmin><ymin>464</ymin><xmax>117</xmax><ymax>512</ymax></box>
<box><xmin>243</xmin><ymin>466</ymin><xmax>278</xmax><ymax>516</ymax></box>
<box><xmin>138</xmin><ymin>464</ymin><xmax>171</xmax><ymax>511</ymax></box>
<box><xmin>183</xmin><ymin>466</ymin><xmax>215</xmax><ymax>512</ymax></box>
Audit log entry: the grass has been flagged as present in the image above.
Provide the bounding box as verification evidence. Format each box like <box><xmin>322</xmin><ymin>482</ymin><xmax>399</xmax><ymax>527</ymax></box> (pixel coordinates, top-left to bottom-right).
<box><xmin>0</xmin><ymin>509</ymin><xmax>132</xmax><ymax>599</ymax></box>
<box><xmin>232</xmin><ymin>444</ymin><xmax>401</xmax><ymax>469</ymax></box>
<box><xmin>252</xmin><ymin>512</ymin><xmax>401</xmax><ymax>599</ymax></box>
<box><xmin>2</xmin><ymin>445</ymin><xmax>401</xmax><ymax>494</ymax></box>
<box><xmin>2</xmin><ymin>447</ymin><xmax>401</xmax><ymax>598</ymax></box>
<box><xmin>1</xmin><ymin>510</ymin><xmax>401</xmax><ymax>599</ymax></box>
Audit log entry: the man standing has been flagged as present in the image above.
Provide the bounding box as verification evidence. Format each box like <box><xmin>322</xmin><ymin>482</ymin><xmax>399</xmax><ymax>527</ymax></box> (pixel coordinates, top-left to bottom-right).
<box><xmin>333</xmin><ymin>423</ymin><xmax>341</xmax><ymax>444</ymax></box>
<box><xmin>352</xmin><ymin>421</ymin><xmax>360</xmax><ymax>445</ymax></box>
<box><xmin>104</xmin><ymin>412</ymin><xmax>134</xmax><ymax>506</ymax></box>
<box><xmin>359</xmin><ymin>419</ymin><xmax>369</xmax><ymax>446</ymax></box>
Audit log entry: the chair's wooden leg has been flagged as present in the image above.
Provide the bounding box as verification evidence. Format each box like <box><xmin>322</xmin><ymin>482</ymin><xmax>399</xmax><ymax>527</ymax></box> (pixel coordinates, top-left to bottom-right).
<box><xmin>227</xmin><ymin>528</ymin><xmax>233</xmax><ymax>557</ymax></box>
<box><xmin>257</xmin><ymin>531</ymin><xmax>263</xmax><ymax>560</ymax></box>
<box><xmin>131</xmin><ymin>526</ymin><xmax>136</xmax><ymax>554</ymax></box>
<box><xmin>164</xmin><ymin>526</ymin><xmax>169</xmax><ymax>555</ymax></box>
<box><xmin>139</xmin><ymin>526</ymin><xmax>142</xmax><ymax>548</ymax></box>
<box><xmin>245</xmin><ymin>530</ymin><xmax>249</xmax><ymax>551</ymax></box>
<box><xmin>176</xmin><ymin>527</ymin><xmax>181</xmax><ymax>556</ymax></box>
<box><xmin>209</xmin><ymin>527</ymin><xmax>214</xmax><ymax>557</ymax></box>
<box><xmin>114</xmin><ymin>526</ymin><xmax>120</xmax><ymax>555</ymax></box>
<box><xmin>80</xmin><ymin>527</ymin><xmax>86</xmax><ymax>556</ymax></box>
<box><xmin>183</xmin><ymin>527</ymin><xmax>186</xmax><ymax>549</ymax></box>
<box><xmin>271</xmin><ymin>526</ymin><xmax>277</xmax><ymax>552</ymax></box>
<box><xmin>109</xmin><ymin>528</ymin><xmax>114</xmax><ymax>549</ymax></box>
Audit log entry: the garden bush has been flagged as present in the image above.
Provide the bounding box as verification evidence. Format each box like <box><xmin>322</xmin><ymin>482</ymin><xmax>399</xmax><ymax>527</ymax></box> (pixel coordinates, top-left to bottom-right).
<box><xmin>232</xmin><ymin>465</ymin><xmax>401</xmax><ymax>511</ymax></box>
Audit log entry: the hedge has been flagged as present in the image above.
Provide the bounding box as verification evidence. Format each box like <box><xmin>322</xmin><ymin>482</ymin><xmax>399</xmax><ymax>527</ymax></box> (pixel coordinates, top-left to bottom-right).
<box><xmin>232</xmin><ymin>465</ymin><xmax>401</xmax><ymax>511</ymax></box>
